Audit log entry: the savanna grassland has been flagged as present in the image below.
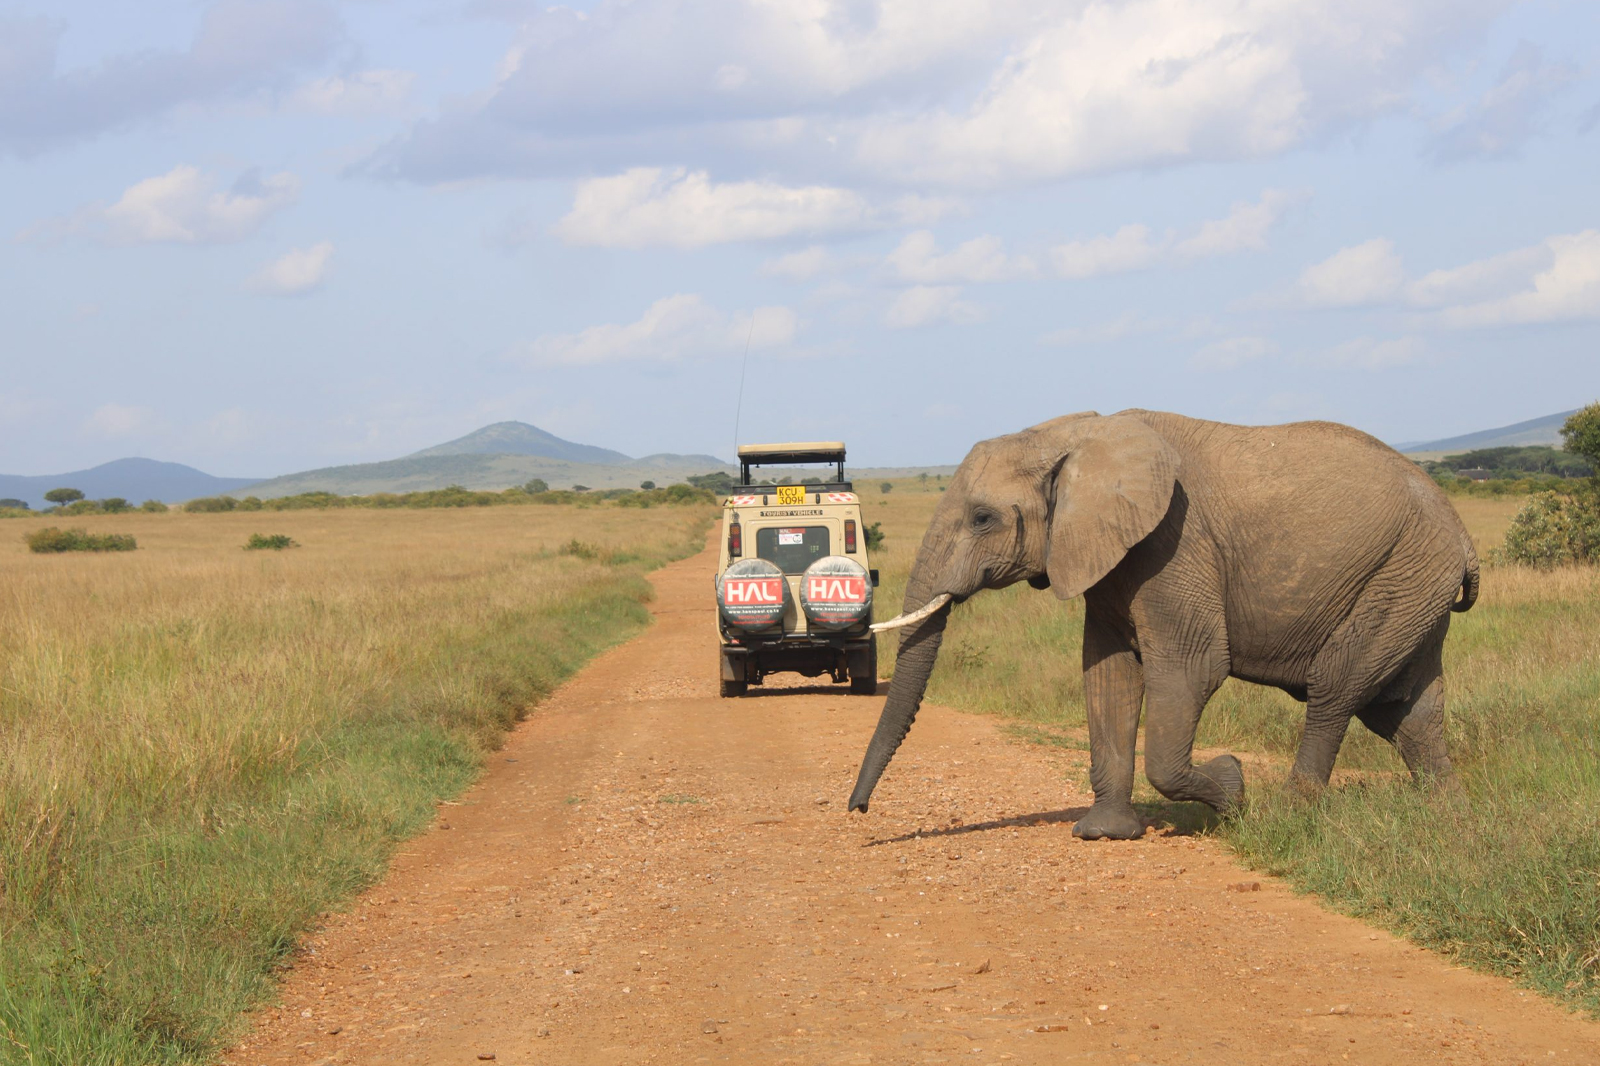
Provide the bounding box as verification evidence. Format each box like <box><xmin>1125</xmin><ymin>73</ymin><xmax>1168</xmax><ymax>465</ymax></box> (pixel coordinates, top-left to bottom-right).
<box><xmin>0</xmin><ymin>503</ymin><xmax>714</xmax><ymax>1064</ymax></box>
<box><xmin>866</xmin><ymin>479</ymin><xmax>1600</xmax><ymax>1015</ymax></box>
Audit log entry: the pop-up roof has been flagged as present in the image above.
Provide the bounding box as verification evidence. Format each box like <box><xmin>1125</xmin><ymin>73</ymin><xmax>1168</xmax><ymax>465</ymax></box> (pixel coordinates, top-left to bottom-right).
<box><xmin>736</xmin><ymin>441</ymin><xmax>847</xmax><ymax>486</ymax></box>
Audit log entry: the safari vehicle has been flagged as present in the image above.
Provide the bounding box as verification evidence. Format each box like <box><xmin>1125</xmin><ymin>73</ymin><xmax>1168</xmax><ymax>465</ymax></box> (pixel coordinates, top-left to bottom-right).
<box><xmin>714</xmin><ymin>442</ymin><xmax>879</xmax><ymax>697</ymax></box>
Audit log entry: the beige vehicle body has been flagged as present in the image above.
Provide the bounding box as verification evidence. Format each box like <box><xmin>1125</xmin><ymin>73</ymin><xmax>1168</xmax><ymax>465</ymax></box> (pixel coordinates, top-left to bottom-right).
<box><xmin>715</xmin><ymin>443</ymin><xmax>878</xmax><ymax>697</ymax></box>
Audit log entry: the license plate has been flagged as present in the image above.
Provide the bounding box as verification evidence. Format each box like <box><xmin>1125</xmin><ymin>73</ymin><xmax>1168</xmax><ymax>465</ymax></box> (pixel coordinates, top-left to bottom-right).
<box><xmin>775</xmin><ymin>485</ymin><xmax>806</xmax><ymax>505</ymax></box>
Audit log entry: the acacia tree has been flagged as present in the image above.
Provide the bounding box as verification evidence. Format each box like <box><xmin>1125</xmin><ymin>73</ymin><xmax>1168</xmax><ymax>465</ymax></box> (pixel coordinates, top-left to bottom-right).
<box><xmin>1561</xmin><ymin>402</ymin><xmax>1600</xmax><ymax>469</ymax></box>
<box><xmin>44</xmin><ymin>488</ymin><xmax>84</xmax><ymax>506</ymax></box>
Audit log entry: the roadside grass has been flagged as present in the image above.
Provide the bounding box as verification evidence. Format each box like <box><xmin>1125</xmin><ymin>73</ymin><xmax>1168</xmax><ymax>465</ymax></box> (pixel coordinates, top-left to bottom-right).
<box><xmin>869</xmin><ymin>481</ymin><xmax>1600</xmax><ymax>1015</ymax></box>
<box><xmin>0</xmin><ymin>504</ymin><xmax>713</xmax><ymax>1063</ymax></box>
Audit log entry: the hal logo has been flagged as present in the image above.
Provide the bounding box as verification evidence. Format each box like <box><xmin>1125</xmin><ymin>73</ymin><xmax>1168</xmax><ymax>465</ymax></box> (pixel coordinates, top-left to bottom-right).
<box><xmin>807</xmin><ymin>577</ymin><xmax>865</xmax><ymax>602</ymax></box>
<box><xmin>725</xmin><ymin>578</ymin><xmax>782</xmax><ymax>604</ymax></box>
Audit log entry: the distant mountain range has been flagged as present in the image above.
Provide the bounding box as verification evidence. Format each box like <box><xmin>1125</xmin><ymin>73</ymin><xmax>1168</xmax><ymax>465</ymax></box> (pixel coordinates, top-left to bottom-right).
<box><xmin>1395</xmin><ymin>409</ymin><xmax>1577</xmax><ymax>454</ymax></box>
<box><xmin>0</xmin><ymin>458</ymin><xmax>260</xmax><ymax>510</ymax></box>
<box><xmin>239</xmin><ymin>422</ymin><xmax>732</xmax><ymax>498</ymax></box>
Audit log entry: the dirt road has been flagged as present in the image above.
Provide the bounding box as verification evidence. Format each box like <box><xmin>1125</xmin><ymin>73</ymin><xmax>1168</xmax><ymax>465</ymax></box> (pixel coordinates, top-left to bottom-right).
<box><xmin>228</xmin><ymin>539</ymin><xmax>1600</xmax><ymax>1066</ymax></box>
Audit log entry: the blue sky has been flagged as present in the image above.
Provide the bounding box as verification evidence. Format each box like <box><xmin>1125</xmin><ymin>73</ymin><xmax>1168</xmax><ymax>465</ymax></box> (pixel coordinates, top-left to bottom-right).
<box><xmin>2</xmin><ymin>0</ymin><xmax>1597</xmax><ymax>476</ymax></box>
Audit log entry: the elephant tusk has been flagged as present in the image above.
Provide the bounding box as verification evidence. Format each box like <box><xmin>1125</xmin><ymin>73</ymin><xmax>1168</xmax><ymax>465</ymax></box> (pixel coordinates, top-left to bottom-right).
<box><xmin>869</xmin><ymin>593</ymin><xmax>953</xmax><ymax>633</ymax></box>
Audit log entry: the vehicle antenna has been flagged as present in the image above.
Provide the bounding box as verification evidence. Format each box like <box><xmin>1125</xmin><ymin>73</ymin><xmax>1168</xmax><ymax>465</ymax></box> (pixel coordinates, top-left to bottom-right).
<box><xmin>732</xmin><ymin>311</ymin><xmax>756</xmax><ymax>459</ymax></box>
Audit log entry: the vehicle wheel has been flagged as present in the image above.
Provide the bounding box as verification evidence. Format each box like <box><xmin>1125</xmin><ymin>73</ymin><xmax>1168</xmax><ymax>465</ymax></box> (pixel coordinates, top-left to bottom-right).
<box><xmin>849</xmin><ymin>638</ymin><xmax>878</xmax><ymax>696</ymax></box>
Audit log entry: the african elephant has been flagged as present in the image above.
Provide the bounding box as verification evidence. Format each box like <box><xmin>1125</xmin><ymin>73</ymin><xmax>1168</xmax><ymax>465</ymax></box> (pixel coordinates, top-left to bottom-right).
<box><xmin>849</xmin><ymin>410</ymin><xmax>1478</xmax><ymax>840</ymax></box>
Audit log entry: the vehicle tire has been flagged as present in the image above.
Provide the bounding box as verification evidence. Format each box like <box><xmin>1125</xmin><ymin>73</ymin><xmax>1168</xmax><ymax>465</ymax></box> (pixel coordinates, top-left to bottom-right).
<box><xmin>849</xmin><ymin>638</ymin><xmax>878</xmax><ymax>696</ymax></box>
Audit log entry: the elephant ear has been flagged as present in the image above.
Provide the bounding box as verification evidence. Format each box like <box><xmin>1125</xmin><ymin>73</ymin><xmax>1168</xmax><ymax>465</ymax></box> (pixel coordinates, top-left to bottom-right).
<box><xmin>1043</xmin><ymin>415</ymin><xmax>1180</xmax><ymax>600</ymax></box>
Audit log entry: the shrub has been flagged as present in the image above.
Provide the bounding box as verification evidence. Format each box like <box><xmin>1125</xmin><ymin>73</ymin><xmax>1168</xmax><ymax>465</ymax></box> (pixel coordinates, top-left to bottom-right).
<box><xmin>244</xmin><ymin>533</ymin><xmax>298</xmax><ymax>551</ymax></box>
<box><xmin>238</xmin><ymin>496</ymin><xmax>264</xmax><ymax>512</ymax></box>
<box><xmin>0</xmin><ymin>498</ymin><xmax>30</xmax><ymax>510</ymax></box>
<box><xmin>1495</xmin><ymin>489</ymin><xmax>1600</xmax><ymax>567</ymax></box>
<box><xmin>1560</xmin><ymin>401</ymin><xmax>1600</xmax><ymax>467</ymax></box>
<box><xmin>864</xmin><ymin>521</ymin><xmax>886</xmax><ymax>551</ymax></box>
<box><xmin>639</xmin><ymin>480</ymin><xmax>655</xmax><ymax>490</ymax></box>
<box><xmin>880</xmin><ymin>481</ymin><xmax>893</xmax><ymax>494</ymax></box>
<box><xmin>140</xmin><ymin>499</ymin><xmax>169</xmax><ymax>513</ymax></box>
<box><xmin>572</xmin><ymin>484</ymin><xmax>591</xmax><ymax>493</ymax></box>
<box><xmin>185</xmin><ymin>496</ymin><xmax>238</xmax><ymax>513</ymax></box>
<box><xmin>99</xmin><ymin>497</ymin><xmax>131</xmax><ymax>514</ymax></box>
<box><xmin>25</xmin><ymin>527</ymin><xmax>137</xmax><ymax>553</ymax></box>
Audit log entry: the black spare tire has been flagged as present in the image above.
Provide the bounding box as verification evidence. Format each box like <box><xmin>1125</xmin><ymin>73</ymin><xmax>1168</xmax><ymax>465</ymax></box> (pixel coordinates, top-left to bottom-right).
<box><xmin>717</xmin><ymin>557</ymin><xmax>789</xmax><ymax>633</ymax></box>
<box><xmin>799</xmin><ymin>556</ymin><xmax>873</xmax><ymax>631</ymax></box>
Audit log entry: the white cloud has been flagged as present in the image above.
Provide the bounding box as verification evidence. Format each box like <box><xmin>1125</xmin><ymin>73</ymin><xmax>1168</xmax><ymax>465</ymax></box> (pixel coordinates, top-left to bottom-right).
<box><xmin>33</xmin><ymin>166</ymin><xmax>300</xmax><ymax>246</ymax></box>
<box><xmin>885</xmin><ymin>230</ymin><xmax>1034</xmax><ymax>284</ymax></box>
<box><xmin>248</xmin><ymin>241</ymin><xmax>334</xmax><ymax>296</ymax></box>
<box><xmin>553</xmin><ymin>168</ymin><xmax>955</xmax><ymax>248</ymax></box>
<box><xmin>83</xmin><ymin>403</ymin><xmax>159</xmax><ymax>438</ymax></box>
<box><xmin>1310</xmin><ymin>336</ymin><xmax>1429</xmax><ymax>369</ymax></box>
<box><xmin>289</xmin><ymin>70</ymin><xmax>415</xmax><ymax>115</ymax></box>
<box><xmin>760</xmin><ymin>246</ymin><xmax>837</xmax><ymax>281</ymax></box>
<box><xmin>374</xmin><ymin>1</ymin><xmax>1509</xmax><ymax>188</ymax></box>
<box><xmin>1434</xmin><ymin>230</ymin><xmax>1600</xmax><ymax>327</ymax></box>
<box><xmin>1293</xmin><ymin>238</ymin><xmax>1407</xmax><ymax>308</ymax></box>
<box><xmin>1429</xmin><ymin>42</ymin><xmax>1574</xmax><ymax>161</ymax></box>
<box><xmin>518</xmin><ymin>294</ymin><xmax>797</xmax><ymax>366</ymax></box>
<box><xmin>1048</xmin><ymin>189</ymin><xmax>1295</xmax><ymax>280</ymax></box>
<box><xmin>1191</xmin><ymin>336</ymin><xmax>1276</xmax><ymax>371</ymax></box>
<box><xmin>883</xmin><ymin>285</ymin><xmax>984</xmax><ymax>329</ymax></box>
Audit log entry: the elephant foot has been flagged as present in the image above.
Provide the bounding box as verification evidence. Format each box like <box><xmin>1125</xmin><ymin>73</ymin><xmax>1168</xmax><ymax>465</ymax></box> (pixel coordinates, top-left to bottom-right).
<box><xmin>1072</xmin><ymin>801</ymin><xmax>1145</xmax><ymax>841</ymax></box>
<box><xmin>1197</xmin><ymin>753</ymin><xmax>1245</xmax><ymax>814</ymax></box>
<box><xmin>1284</xmin><ymin>768</ymin><xmax>1327</xmax><ymax>802</ymax></box>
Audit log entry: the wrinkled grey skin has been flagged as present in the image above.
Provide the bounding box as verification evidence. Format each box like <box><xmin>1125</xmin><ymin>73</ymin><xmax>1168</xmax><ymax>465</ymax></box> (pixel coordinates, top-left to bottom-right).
<box><xmin>849</xmin><ymin>410</ymin><xmax>1479</xmax><ymax>839</ymax></box>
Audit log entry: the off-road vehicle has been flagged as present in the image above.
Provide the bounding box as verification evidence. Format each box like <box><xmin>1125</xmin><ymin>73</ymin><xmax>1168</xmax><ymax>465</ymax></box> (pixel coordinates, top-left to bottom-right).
<box><xmin>714</xmin><ymin>442</ymin><xmax>879</xmax><ymax>697</ymax></box>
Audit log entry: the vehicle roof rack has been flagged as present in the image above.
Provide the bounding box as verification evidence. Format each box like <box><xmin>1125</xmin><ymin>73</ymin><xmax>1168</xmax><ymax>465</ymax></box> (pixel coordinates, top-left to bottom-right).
<box><xmin>736</xmin><ymin>441</ymin><xmax>848</xmax><ymax>487</ymax></box>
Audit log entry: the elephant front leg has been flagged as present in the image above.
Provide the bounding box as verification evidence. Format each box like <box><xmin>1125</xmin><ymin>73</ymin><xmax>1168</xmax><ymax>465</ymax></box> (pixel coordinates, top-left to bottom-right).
<box><xmin>1073</xmin><ymin>619</ymin><xmax>1146</xmax><ymax>841</ymax></box>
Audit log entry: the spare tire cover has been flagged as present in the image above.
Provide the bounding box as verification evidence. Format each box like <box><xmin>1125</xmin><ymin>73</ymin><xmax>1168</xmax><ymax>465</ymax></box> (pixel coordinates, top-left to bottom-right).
<box><xmin>799</xmin><ymin>556</ymin><xmax>873</xmax><ymax>631</ymax></box>
<box><xmin>717</xmin><ymin>558</ymin><xmax>789</xmax><ymax>632</ymax></box>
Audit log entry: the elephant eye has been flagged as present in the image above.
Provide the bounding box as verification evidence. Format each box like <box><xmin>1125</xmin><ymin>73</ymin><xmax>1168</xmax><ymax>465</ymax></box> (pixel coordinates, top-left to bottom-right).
<box><xmin>970</xmin><ymin>508</ymin><xmax>998</xmax><ymax>531</ymax></box>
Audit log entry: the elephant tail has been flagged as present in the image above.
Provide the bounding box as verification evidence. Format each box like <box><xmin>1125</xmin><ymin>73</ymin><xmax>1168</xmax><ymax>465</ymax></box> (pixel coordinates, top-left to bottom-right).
<box><xmin>1451</xmin><ymin>546</ymin><xmax>1480</xmax><ymax>613</ymax></box>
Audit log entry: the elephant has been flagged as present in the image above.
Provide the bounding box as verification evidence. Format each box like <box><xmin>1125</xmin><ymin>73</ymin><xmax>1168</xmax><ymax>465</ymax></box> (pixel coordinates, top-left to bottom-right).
<box><xmin>848</xmin><ymin>409</ymin><xmax>1479</xmax><ymax>840</ymax></box>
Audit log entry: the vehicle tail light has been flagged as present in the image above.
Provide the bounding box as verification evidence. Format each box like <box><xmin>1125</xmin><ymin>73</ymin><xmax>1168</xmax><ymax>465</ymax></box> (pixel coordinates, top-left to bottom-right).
<box><xmin>844</xmin><ymin>519</ymin><xmax>857</xmax><ymax>553</ymax></box>
<box><xmin>729</xmin><ymin>520</ymin><xmax>742</xmax><ymax>558</ymax></box>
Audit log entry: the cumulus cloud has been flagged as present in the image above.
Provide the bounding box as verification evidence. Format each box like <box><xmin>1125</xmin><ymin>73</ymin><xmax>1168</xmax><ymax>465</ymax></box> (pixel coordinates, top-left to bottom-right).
<box><xmin>248</xmin><ymin>241</ymin><xmax>334</xmax><ymax>295</ymax></box>
<box><xmin>29</xmin><ymin>165</ymin><xmax>299</xmax><ymax>246</ymax></box>
<box><xmin>552</xmin><ymin>168</ymin><xmax>954</xmax><ymax>248</ymax></box>
<box><xmin>371</xmin><ymin>0</ymin><xmax>1509</xmax><ymax>188</ymax></box>
<box><xmin>1293</xmin><ymin>238</ymin><xmax>1408</xmax><ymax>308</ymax></box>
<box><xmin>517</xmin><ymin>294</ymin><xmax>797</xmax><ymax>366</ymax></box>
<box><xmin>883</xmin><ymin>285</ymin><xmax>984</xmax><ymax>329</ymax></box>
<box><xmin>886</xmin><ymin>231</ymin><xmax>1034</xmax><ymax>284</ymax></box>
<box><xmin>1190</xmin><ymin>335</ymin><xmax>1276</xmax><ymax>371</ymax></box>
<box><xmin>83</xmin><ymin>403</ymin><xmax>160</xmax><ymax>438</ymax></box>
<box><xmin>1049</xmin><ymin>189</ymin><xmax>1297</xmax><ymax>280</ymax></box>
<box><xmin>0</xmin><ymin>2</ymin><xmax>345</xmax><ymax>157</ymax></box>
<box><xmin>1432</xmin><ymin>230</ymin><xmax>1600</xmax><ymax>327</ymax></box>
<box><xmin>760</xmin><ymin>246</ymin><xmax>840</xmax><ymax>281</ymax></box>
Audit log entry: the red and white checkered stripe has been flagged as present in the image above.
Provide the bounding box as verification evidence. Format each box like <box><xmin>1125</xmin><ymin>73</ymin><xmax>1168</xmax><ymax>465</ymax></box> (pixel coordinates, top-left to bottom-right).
<box><xmin>728</xmin><ymin>495</ymin><xmax>761</xmax><ymax>505</ymax></box>
<box><xmin>825</xmin><ymin>492</ymin><xmax>857</xmax><ymax>503</ymax></box>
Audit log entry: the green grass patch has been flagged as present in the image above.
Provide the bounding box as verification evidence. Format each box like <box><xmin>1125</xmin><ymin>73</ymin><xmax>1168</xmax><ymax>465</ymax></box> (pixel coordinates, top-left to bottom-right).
<box><xmin>243</xmin><ymin>533</ymin><xmax>298</xmax><ymax>551</ymax></box>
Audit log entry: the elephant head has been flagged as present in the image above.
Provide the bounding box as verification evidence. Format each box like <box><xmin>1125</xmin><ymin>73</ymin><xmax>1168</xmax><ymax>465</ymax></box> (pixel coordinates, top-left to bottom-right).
<box><xmin>847</xmin><ymin>411</ymin><xmax>1180</xmax><ymax>812</ymax></box>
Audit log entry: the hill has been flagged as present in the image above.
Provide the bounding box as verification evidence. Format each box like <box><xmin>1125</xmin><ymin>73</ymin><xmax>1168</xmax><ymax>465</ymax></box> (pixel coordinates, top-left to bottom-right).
<box><xmin>408</xmin><ymin>421</ymin><xmax>632</xmax><ymax>464</ymax></box>
<box><xmin>1397</xmin><ymin>409</ymin><xmax>1577</xmax><ymax>455</ymax></box>
<box><xmin>0</xmin><ymin>458</ymin><xmax>260</xmax><ymax>510</ymax></box>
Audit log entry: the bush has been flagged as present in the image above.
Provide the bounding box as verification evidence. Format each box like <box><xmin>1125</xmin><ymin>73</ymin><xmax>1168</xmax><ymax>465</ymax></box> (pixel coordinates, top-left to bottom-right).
<box><xmin>140</xmin><ymin>499</ymin><xmax>169</xmax><ymax>513</ymax></box>
<box><xmin>864</xmin><ymin>521</ymin><xmax>886</xmax><ymax>551</ymax></box>
<box><xmin>880</xmin><ymin>481</ymin><xmax>893</xmax><ymax>494</ymax></box>
<box><xmin>1495</xmin><ymin>489</ymin><xmax>1600</xmax><ymax>567</ymax></box>
<box><xmin>99</xmin><ymin>497</ymin><xmax>131</xmax><ymax>514</ymax></box>
<box><xmin>185</xmin><ymin>496</ymin><xmax>238</xmax><ymax>513</ymax></box>
<box><xmin>244</xmin><ymin>533</ymin><xmax>298</xmax><ymax>551</ymax></box>
<box><xmin>25</xmin><ymin>527</ymin><xmax>138</xmax><ymax>553</ymax></box>
<box><xmin>640</xmin><ymin>480</ymin><xmax>655</xmax><ymax>490</ymax></box>
<box><xmin>524</xmin><ymin>478</ymin><xmax>549</xmax><ymax>494</ymax></box>
<box><xmin>238</xmin><ymin>496</ymin><xmax>264</xmax><ymax>512</ymax></box>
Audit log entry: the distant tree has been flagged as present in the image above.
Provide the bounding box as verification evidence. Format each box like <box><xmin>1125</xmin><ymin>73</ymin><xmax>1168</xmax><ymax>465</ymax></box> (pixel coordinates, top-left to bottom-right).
<box><xmin>0</xmin><ymin>498</ymin><xmax>29</xmax><ymax>510</ymax></box>
<box><xmin>687</xmin><ymin>471</ymin><xmax>737</xmax><ymax>493</ymax></box>
<box><xmin>524</xmin><ymin>478</ymin><xmax>549</xmax><ymax>494</ymax></box>
<box><xmin>917</xmin><ymin>472</ymin><xmax>929</xmax><ymax>486</ymax></box>
<box><xmin>640</xmin><ymin>480</ymin><xmax>656</xmax><ymax>490</ymax></box>
<box><xmin>1561</xmin><ymin>403</ymin><xmax>1600</xmax><ymax>469</ymax></box>
<box><xmin>140</xmin><ymin>499</ymin><xmax>169</xmax><ymax>513</ymax></box>
<box><xmin>879</xmin><ymin>481</ymin><xmax>893</xmax><ymax>494</ymax></box>
<box><xmin>572</xmin><ymin>484</ymin><xmax>591</xmax><ymax>492</ymax></box>
<box><xmin>99</xmin><ymin>497</ymin><xmax>130</xmax><ymax>514</ymax></box>
<box><xmin>44</xmin><ymin>488</ymin><xmax>84</xmax><ymax>506</ymax></box>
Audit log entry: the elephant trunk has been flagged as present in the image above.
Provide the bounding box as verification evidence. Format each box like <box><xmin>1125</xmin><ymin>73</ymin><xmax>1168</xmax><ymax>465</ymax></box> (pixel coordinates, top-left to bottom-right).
<box><xmin>848</xmin><ymin>553</ymin><xmax>953</xmax><ymax>812</ymax></box>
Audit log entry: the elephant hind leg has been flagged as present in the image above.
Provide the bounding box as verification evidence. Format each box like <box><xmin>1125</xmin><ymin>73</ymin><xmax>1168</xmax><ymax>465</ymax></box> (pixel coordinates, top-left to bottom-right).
<box><xmin>1355</xmin><ymin>620</ymin><xmax>1453</xmax><ymax>783</ymax></box>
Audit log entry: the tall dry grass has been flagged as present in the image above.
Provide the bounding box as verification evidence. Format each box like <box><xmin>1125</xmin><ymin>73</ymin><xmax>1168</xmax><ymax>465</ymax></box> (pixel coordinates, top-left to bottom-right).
<box><xmin>865</xmin><ymin>479</ymin><xmax>1600</xmax><ymax>1014</ymax></box>
<box><xmin>0</xmin><ymin>505</ymin><xmax>713</xmax><ymax>1063</ymax></box>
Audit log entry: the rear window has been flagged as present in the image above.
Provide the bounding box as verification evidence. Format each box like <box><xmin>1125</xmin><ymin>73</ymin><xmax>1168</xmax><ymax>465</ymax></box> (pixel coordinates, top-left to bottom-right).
<box><xmin>755</xmin><ymin>525</ymin><xmax>830</xmax><ymax>574</ymax></box>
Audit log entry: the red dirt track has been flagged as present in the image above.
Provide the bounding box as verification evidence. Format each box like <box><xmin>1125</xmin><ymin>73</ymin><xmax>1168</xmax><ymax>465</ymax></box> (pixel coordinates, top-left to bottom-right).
<box><xmin>228</xmin><ymin>538</ymin><xmax>1600</xmax><ymax>1066</ymax></box>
